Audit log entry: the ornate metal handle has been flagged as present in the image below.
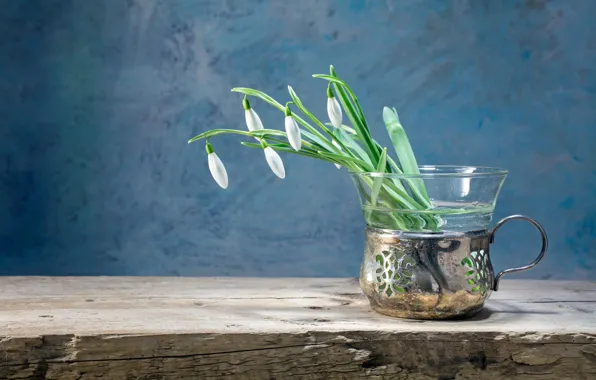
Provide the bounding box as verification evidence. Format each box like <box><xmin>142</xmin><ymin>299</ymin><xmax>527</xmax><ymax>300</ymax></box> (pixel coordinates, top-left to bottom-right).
<box><xmin>490</xmin><ymin>215</ymin><xmax>548</xmax><ymax>291</ymax></box>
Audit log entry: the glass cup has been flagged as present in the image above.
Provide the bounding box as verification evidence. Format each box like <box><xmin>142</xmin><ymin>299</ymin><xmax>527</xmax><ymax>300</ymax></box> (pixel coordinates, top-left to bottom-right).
<box><xmin>351</xmin><ymin>166</ymin><xmax>548</xmax><ymax>319</ymax></box>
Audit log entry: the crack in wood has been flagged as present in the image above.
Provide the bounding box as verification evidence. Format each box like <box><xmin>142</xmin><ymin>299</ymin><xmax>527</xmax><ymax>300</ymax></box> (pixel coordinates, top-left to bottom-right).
<box><xmin>0</xmin><ymin>343</ymin><xmax>317</xmax><ymax>367</ymax></box>
<box><xmin>32</xmin><ymin>361</ymin><xmax>48</xmax><ymax>380</ymax></box>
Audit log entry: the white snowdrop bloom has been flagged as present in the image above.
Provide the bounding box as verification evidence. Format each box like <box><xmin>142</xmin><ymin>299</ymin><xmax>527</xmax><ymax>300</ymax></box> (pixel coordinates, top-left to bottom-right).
<box><xmin>327</xmin><ymin>87</ymin><xmax>342</xmax><ymax>130</ymax></box>
<box><xmin>243</xmin><ymin>96</ymin><xmax>264</xmax><ymax>132</ymax></box>
<box><xmin>284</xmin><ymin>107</ymin><xmax>301</xmax><ymax>151</ymax></box>
<box><xmin>206</xmin><ymin>143</ymin><xmax>228</xmax><ymax>189</ymax></box>
<box><xmin>264</xmin><ymin>146</ymin><xmax>285</xmax><ymax>179</ymax></box>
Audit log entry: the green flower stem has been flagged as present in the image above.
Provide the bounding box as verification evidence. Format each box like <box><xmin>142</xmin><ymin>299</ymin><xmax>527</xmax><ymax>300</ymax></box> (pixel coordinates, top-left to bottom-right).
<box><xmin>337</xmin><ymin>129</ymin><xmax>416</xmax><ymax>206</ymax></box>
<box><xmin>188</xmin><ymin>128</ymin><xmax>286</xmax><ymax>143</ymax></box>
<box><xmin>188</xmin><ymin>128</ymin><xmax>346</xmax><ymax>167</ymax></box>
<box><xmin>359</xmin><ymin>178</ymin><xmax>419</xmax><ymax>229</ymax></box>
<box><xmin>376</xmin><ymin>180</ymin><xmax>424</xmax><ymax>210</ymax></box>
<box><xmin>330</xmin><ymin>81</ymin><xmax>376</xmax><ymax>159</ymax></box>
<box><xmin>286</xmin><ymin>86</ymin><xmax>335</xmax><ymax>137</ymax></box>
<box><xmin>351</xmin><ymin>179</ymin><xmax>408</xmax><ymax>230</ymax></box>
<box><xmin>264</xmin><ymin>136</ymin><xmax>317</xmax><ymax>149</ymax></box>
<box><xmin>330</xmin><ymin>126</ymin><xmax>409</xmax><ymax>196</ymax></box>
<box><xmin>189</xmin><ymin>129</ymin><xmax>321</xmax><ymax>160</ymax></box>
<box><xmin>287</xmin><ymin>85</ymin><xmax>359</xmax><ymax>161</ymax></box>
<box><xmin>288</xmin><ymin>86</ymin><xmax>355</xmax><ymax>157</ymax></box>
<box><xmin>383</xmin><ymin>154</ymin><xmax>408</xmax><ymax>193</ymax></box>
<box><xmin>241</xmin><ymin>141</ymin><xmax>360</xmax><ymax>168</ymax></box>
<box><xmin>232</xmin><ymin>86</ymin><xmax>361</xmax><ymax>166</ymax></box>
<box><xmin>313</xmin><ymin>68</ymin><xmax>380</xmax><ymax>164</ymax></box>
<box><xmin>300</xmin><ymin>129</ymin><xmax>331</xmax><ymax>150</ymax></box>
<box><xmin>366</xmin><ymin>180</ymin><xmax>439</xmax><ymax>230</ymax></box>
<box><xmin>231</xmin><ymin>87</ymin><xmax>336</xmax><ymax>152</ymax></box>
<box><xmin>315</xmin><ymin>151</ymin><xmax>374</xmax><ymax>170</ymax></box>
<box><xmin>332</xmin><ymin>128</ymin><xmax>372</xmax><ymax>167</ymax></box>
<box><xmin>327</xmin><ymin>125</ymin><xmax>408</xmax><ymax>194</ymax></box>
<box><xmin>366</xmin><ymin>148</ymin><xmax>387</xmax><ymax>221</ymax></box>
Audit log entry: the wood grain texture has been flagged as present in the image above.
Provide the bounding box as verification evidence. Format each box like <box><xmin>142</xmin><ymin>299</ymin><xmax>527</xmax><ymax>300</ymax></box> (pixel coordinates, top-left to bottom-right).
<box><xmin>1</xmin><ymin>277</ymin><xmax>595</xmax><ymax>379</ymax></box>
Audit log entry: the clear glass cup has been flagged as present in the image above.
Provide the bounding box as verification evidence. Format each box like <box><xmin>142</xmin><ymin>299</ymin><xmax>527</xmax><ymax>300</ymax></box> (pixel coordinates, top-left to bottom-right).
<box><xmin>350</xmin><ymin>166</ymin><xmax>508</xmax><ymax>232</ymax></box>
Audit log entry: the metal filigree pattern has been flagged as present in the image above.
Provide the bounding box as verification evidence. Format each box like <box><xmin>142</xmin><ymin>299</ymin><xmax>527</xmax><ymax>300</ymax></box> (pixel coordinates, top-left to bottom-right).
<box><xmin>374</xmin><ymin>248</ymin><xmax>416</xmax><ymax>297</ymax></box>
<box><xmin>461</xmin><ymin>250</ymin><xmax>490</xmax><ymax>295</ymax></box>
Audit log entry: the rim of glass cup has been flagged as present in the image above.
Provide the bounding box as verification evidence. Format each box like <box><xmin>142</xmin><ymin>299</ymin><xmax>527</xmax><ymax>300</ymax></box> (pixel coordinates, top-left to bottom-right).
<box><xmin>349</xmin><ymin>165</ymin><xmax>509</xmax><ymax>179</ymax></box>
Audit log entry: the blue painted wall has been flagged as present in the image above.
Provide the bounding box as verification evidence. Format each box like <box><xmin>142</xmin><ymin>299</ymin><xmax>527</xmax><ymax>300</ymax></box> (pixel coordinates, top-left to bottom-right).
<box><xmin>1</xmin><ymin>0</ymin><xmax>594</xmax><ymax>279</ymax></box>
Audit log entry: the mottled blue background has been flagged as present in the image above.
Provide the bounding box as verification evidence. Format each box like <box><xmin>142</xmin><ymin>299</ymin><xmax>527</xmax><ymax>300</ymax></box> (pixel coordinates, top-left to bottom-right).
<box><xmin>0</xmin><ymin>0</ymin><xmax>594</xmax><ymax>279</ymax></box>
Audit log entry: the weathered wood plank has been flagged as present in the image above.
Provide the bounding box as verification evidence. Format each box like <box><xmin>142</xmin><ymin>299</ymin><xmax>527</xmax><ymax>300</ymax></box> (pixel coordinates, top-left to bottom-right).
<box><xmin>0</xmin><ymin>277</ymin><xmax>595</xmax><ymax>379</ymax></box>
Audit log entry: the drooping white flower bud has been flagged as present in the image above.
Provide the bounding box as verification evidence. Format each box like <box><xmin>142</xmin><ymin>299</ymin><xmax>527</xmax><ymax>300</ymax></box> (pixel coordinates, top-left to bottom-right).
<box><xmin>284</xmin><ymin>106</ymin><xmax>301</xmax><ymax>151</ymax></box>
<box><xmin>327</xmin><ymin>86</ymin><xmax>342</xmax><ymax>130</ymax></box>
<box><xmin>261</xmin><ymin>140</ymin><xmax>285</xmax><ymax>179</ymax></box>
<box><xmin>243</xmin><ymin>96</ymin><xmax>263</xmax><ymax>132</ymax></box>
<box><xmin>206</xmin><ymin>143</ymin><xmax>228</xmax><ymax>189</ymax></box>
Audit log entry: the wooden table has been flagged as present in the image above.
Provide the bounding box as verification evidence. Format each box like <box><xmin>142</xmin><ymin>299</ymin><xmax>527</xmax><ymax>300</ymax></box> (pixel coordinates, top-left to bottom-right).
<box><xmin>0</xmin><ymin>277</ymin><xmax>595</xmax><ymax>379</ymax></box>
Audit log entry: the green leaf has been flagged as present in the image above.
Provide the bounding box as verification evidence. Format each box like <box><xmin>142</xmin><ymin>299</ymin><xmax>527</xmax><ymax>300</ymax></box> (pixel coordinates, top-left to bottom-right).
<box><xmin>312</xmin><ymin>68</ymin><xmax>380</xmax><ymax>164</ymax></box>
<box><xmin>300</xmin><ymin>129</ymin><xmax>329</xmax><ymax>150</ymax></box>
<box><xmin>325</xmin><ymin>122</ymin><xmax>357</xmax><ymax>135</ymax></box>
<box><xmin>382</xmin><ymin>107</ymin><xmax>419</xmax><ymax>174</ymax></box>
<box><xmin>382</xmin><ymin>107</ymin><xmax>431</xmax><ymax>202</ymax></box>
<box><xmin>465</xmin><ymin>270</ymin><xmax>475</xmax><ymax>277</ymax></box>
<box><xmin>329</xmin><ymin>127</ymin><xmax>411</xmax><ymax>198</ymax></box>
<box><xmin>332</xmin><ymin>128</ymin><xmax>373</xmax><ymax>169</ymax></box>
<box><xmin>382</xmin><ymin>107</ymin><xmax>420</xmax><ymax>174</ymax></box>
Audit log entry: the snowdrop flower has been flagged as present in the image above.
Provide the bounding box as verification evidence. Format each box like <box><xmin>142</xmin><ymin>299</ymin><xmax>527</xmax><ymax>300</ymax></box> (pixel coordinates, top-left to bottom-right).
<box><xmin>284</xmin><ymin>106</ymin><xmax>301</xmax><ymax>151</ymax></box>
<box><xmin>261</xmin><ymin>139</ymin><xmax>285</xmax><ymax>179</ymax></box>
<box><xmin>332</xmin><ymin>140</ymin><xmax>341</xmax><ymax>169</ymax></box>
<box><xmin>206</xmin><ymin>142</ymin><xmax>228</xmax><ymax>189</ymax></box>
<box><xmin>243</xmin><ymin>96</ymin><xmax>263</xmax><ymax>132</ymax></box>
<box><xmin>327</xmin><ymin>86</ymin><xmax>342</xmax><ymax>130</ymax></box>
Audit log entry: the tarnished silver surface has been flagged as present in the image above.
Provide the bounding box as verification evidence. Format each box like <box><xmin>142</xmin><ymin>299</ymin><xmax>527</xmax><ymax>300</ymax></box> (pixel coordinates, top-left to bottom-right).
<box><xmin>360</xmin><ymin>215</ymin><xmax>548</xmax><ymax>319</ymax></box>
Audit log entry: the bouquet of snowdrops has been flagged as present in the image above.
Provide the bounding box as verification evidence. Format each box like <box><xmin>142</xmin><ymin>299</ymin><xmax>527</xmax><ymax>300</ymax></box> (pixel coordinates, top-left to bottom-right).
<box><xmin>189</xmin><ymin>65</ymin><xmax>443</xmax><ymax>231</ymax></box>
